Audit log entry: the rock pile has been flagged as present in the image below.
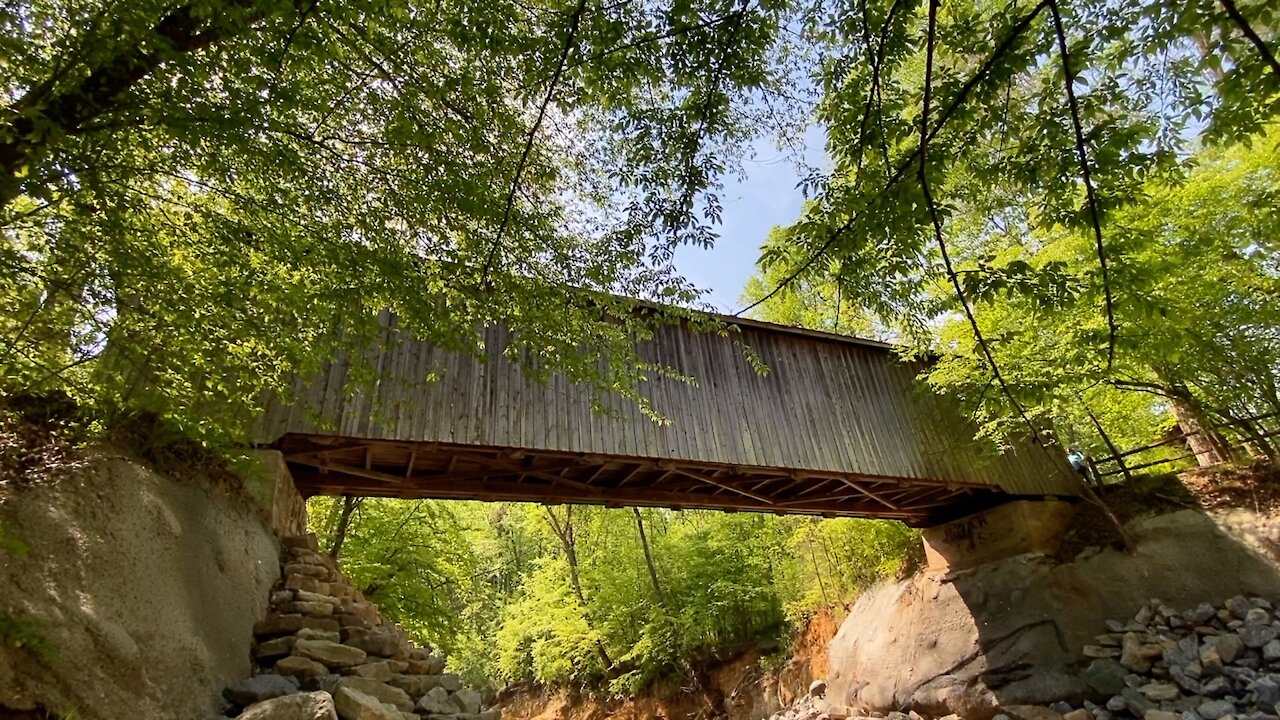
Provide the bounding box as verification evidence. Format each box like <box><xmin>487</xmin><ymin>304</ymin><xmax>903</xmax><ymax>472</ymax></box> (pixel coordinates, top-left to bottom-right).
<box><xmin>217</xmin><ymin>534</ymin><xmax>501</xmax><ymax>720</ymax></box>
<box><xmin>1052</xmin><ymin>595</ymin><xmax>1279</xmax><ymax>720</ymax></box>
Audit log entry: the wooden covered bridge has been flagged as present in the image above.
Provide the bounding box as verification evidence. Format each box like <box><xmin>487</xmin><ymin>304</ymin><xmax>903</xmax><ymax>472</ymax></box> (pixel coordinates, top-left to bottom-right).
<box><xmin>256</xmin><ymin>312</ymin><xmax>1079</xmax><ymax>526</ymax></box>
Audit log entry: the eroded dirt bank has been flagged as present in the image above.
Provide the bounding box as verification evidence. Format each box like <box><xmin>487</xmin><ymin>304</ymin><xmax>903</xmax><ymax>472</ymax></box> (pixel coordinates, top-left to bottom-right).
<box><xmin>0</xmin><ymin>454</ymin><xmax>280</xmax><ymax>719</ymax></box>
<box><xmin>501</xmin><ymin>610</ymin><xmax>841</xmax><ymax>720</ymax></box>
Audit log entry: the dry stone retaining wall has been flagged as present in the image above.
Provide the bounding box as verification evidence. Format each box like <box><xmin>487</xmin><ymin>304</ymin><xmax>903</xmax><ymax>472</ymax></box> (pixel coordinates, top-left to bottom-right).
<box><xmin>219</xmin><ymin>533</ymin><xmax>500</xmax><ymax>720</ymax></box>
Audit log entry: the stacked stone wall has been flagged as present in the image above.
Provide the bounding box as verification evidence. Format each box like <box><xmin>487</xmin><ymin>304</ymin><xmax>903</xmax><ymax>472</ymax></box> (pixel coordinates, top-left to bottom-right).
<box><xmin>220</xmin><ymin>533</ymin><xmax>499</xmax><ymax>720</ymax></box>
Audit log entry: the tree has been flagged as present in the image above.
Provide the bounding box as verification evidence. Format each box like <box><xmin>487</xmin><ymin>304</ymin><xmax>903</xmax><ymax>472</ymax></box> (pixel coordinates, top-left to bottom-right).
<box><xmin>0</xmin><ymin>0</ymin><xmax>805</xmax><ymax>440</ymax></box>
<box><xmin>919</xmin><ymin>133</ymin><xmax>1280</xmax><ymax>466</ymax></box>
<box><xmin>746</xmin><ymin>0</ymin><xmax>1280</xmax><ymax>451</ymax></box>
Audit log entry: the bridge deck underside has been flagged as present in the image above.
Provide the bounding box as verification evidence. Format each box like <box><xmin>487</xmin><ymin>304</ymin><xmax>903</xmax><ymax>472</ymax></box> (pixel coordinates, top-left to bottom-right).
<box><xmin>276</xmin><ymin>434</ymin><xmax>1009</xmax><ymax>525</ymax></box>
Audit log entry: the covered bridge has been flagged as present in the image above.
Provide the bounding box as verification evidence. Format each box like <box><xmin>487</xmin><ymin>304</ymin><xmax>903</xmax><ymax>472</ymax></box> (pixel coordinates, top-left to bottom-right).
<box><xmin>256</xmin><ymin>312</ymin><xmax>1078</xmax><ymax>526</ymax></box>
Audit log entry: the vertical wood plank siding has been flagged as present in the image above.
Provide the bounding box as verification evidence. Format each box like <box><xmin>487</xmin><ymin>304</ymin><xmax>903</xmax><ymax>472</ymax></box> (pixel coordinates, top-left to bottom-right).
<box><xmin>259</xmin><ymin>317</ymin><xmax>1077</xmax><ymax>497</ymax></box>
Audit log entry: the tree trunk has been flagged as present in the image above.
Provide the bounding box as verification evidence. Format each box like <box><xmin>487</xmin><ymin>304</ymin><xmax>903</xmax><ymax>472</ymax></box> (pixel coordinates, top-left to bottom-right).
<box><xmin>1230</xmin><ymin>415</ymin><xmax>1277</xmax><ymax>462</ymax></box>
<box><xmin>1154</xmin><ymin>367</ymin><xmax>1233</xmax><ymax>467</ymax></box>
<box><xmin>632</xmin><ymin>508</ymin><xmax>665</xmax><ymax>607</ymax></box>
<box><xmin>329</xmin><ymin>495</ymin><xmax>359</xmax><ymax>560</ymax></box>
<box><xmin>1088</xmin><ymin>407</ymin><xmax>1129</xmax><ymax>485</ymax></box>
<box><xmin>545</xmin><ymin>506</ymin><xmax>613</xmax><ymax>670</ymax></box>
<box><xmin>1169</xmin><ymin>393</ymin><xmax>1234</xmax><ymax>466</ymax></box>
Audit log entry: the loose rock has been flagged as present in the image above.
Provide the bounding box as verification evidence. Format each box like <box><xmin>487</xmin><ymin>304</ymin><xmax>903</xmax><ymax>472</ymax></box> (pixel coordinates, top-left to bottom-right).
<box><xmin>237</xmin><ymin>691</ymin><xmax>337</xmax><ymax>720</ymax></box>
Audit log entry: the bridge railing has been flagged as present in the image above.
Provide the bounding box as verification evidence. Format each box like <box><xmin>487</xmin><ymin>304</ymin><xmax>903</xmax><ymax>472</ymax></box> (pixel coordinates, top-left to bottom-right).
<box><xmin>1088</xmin><ymin>410</ymin><xmax>1280</xmax><ymax>482</ymax></box>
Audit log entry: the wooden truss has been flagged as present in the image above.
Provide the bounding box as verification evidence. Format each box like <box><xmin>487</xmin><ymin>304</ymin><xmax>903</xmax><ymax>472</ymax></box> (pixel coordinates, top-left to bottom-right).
<box><xmin>275</xmin><ymin>433</ymin><xmax>1008</xmax><ymax>526</ymax></box>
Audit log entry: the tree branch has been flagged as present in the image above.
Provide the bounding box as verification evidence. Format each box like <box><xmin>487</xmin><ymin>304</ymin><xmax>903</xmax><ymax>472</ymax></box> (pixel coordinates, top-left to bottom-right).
<box><xmin>0</xmin><ymin>0</ymin><xmax>271</xmax><ymax>207</ymax></box>
<box><xmin>1049</xmin><ymin>0</ymin><xmax>1117</xmax><ymax>372</ymax></box>
<box><xmin>1219</xmin><ymin>0</ymin><xmax>1280</xmax><ymax>83</ymax></box>
<box><xmin>737</xmin><ymin>0</ymin><xmax>1052</xmax><ymax>316</ymax></box>
<box><xmin>480</xmin><ymin>0</ymin><xmax>590</xmax><ymax>286</ymax></box>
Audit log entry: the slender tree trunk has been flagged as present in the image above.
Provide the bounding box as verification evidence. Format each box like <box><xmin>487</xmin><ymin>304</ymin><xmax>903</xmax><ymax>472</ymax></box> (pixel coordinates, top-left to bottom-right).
<box><xmin>1088</xmin><ymin>407</ymin><xmax>1130</xmax><ymax>485</ymax></box>
<box><xmin>329</xmin><ymin>495</ymin><xmax>359</xmax><ymax>560</ymax></box>
<box><xmin>809</xmin><ymin>542</ymin><xmax>830</xmax><ymax>605</ymax></box>
<box><xmin>632</xmin><ymin>508</ymin><xmax>665</xmax><ymax>607</ymax></box>
<box><xmin>545</xmin><ymin>506</ymin><xmax>612</xmax><ymax>670</ymax></box>
<box><xmin>1230</xmin><ymin>415</ymin><xmax>1277</xmax><ymax>462</ymax></box>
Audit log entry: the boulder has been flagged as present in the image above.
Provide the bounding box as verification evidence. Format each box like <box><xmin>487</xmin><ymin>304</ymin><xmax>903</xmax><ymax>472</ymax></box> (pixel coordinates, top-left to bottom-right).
<box><xmin>343</xmin><ymin>627</ymin><xmax>403</xmax><ymax>658</ymax></box>
<box><xmin>296</xmin><ymin>590</ymin><xmax>342</xmax><ymax>606</ymax></box>
<box><xmin>255</xmin><ymin>615</ymin><xmax>341</xmax><ymax>637</ymax></box>
<box><xmin>388</xmin><ymin>673</ymin><xmax>441</xmax><ymax>697</ymax></box>
<box><xmin>437</xmin><ymin>674</ymin><xmax>462</xmax><ymax>692</ymax></box>
<box><xmin>277</xmin><ymin>656</ymin><xmax>331</xmax><ymax>679</ymax></box>
<box><xmin>297</xmin><ymin>628</ymin><xmax>342</xmax><ymax>643</ymax></box>
<box><xmin>285</xmin><ymin>563</ymin><xmax>332</xmax><ymax>579</ymax></box>
<box><xmin>1226</xmin><ymin>596</ymin><xmax>1254</xmax><ymax>620</ymax></box>
<box><xmin>1263</xmin><ymin>639</ymin><xmax>1280</xmax><ymax>661</ymax></box>
<box><xmin>453</xmin><ymin>688</ymin><xmax>482</xmax><ymax>714</ymax></box>
<box><xmin>224</xmin><ymin>674</ymin><xmax>300</xmax><ymax>707</ymax></box>
<box><xmin>1139</xmin><ymin>682</ymin><xmax>1180</xmax><ymax>702</ymax></box>
<box><xmin>333</xmin><ymin>686</ymin><xmax>401</xmax><ymax>720</ymax></box>
<box><xmin>281</xmin><ymin>601</ymin><xmax>335</xmax><ymax>617</ymax></box>
<box><xmin>1196</xmin><ymin>699</ymin><xmax>1236</xmax><ymax>720</ymax></box>
<box><xmin>302</xmin><ymin>675</ymin><xmax>344</xmax><ymax>695</ymax></box>
<box><xmin>285</xmin><ymin>574</ymin><xmax>329</xmax><ymax>594</ymax></box>
<box><xmin>295</xmin><ymin>639</ymin><xmax>368</xmax><ymax>668</ymax></box>
<box><xmin>1082</xmin><ymin>659</ymin><xmax>1129</xmax><ymax>696</ymax></box>
<box><xmin>1240</xmin><ymin>622</ymin><xmax>1278</xmax><ymax>649</ymax></box>
<box><xmin>256</xmin><ymin>636</ymin><xmax>298</xmax><ymax>660</ymax></box>
<box><xmin>1121</xmin><ymin>634</ymin><xmax>1166</xmax><ymax>673</ymax></box>
<box><xmin>238</xmin><ymin>691</ymin><xmax>338</xmax><ymax>720</ymax></box>
<box><xmin>1210</xmin><ymin>633</ymin><xmax>1245</xmax><ymax>664</ymax></box>
<box><xmin>417</xmin><ymin>686</ymin><xmax>460</xmax><ymax>716</ymax></box>
<box><xmin>346</xmin><ymin>661</ymin><xmax>394</xmax><ymax>682</ymax></box>
<box><xmin>335</xmin><ymin>677</ymin><xmax>414</xmax><ymax>712</ymax></box>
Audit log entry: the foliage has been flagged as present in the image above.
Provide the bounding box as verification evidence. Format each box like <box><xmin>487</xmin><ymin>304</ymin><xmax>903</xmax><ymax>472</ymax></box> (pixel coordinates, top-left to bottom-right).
<box><xmin>744</xmin><ymin>0</ymin><xmax>1280</xmax><ymax>459</ymax></box>
<box><xmin>785</xmin><ymin>518</ymin><xmax>921</xmax><ymax>618</ymax></box>
<box><xmin>308</xmin><ymin>496</ymin><xmax>483</xmax><ymax>648</ymax></box>
<box><xmin>740</xmin><ymin>226</ymin><xmax>887</xmax><ymax>340</ymax></box>
<box><xmin>0</xmin><ymin>0</ymin><xmax>811</xmax><ymax>442</ymax></box>
<box><xmin>313</xmin><ymin>498</ymin><xmax>919</xmax><ymax>695</ymax></box>
<box><xmin>922</xmin><ymin>134</ymin><xmax>1280</xmax><ymax>462</ymax></box>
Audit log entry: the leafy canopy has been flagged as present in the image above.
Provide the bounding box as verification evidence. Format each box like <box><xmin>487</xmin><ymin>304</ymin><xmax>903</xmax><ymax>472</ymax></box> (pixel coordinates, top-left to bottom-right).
<box><xmin>1</xmin><ymin>0</ymin><xmax>806</xmax><ymax>438</ymax></box>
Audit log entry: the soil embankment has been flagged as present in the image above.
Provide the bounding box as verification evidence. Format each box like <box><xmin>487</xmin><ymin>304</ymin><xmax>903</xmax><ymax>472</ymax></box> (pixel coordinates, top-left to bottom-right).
<box><xmin>502</xmin><ymin>610</ymin><xmax>840</xmax><ymax>720</ymax></box>
<box><xmin>0</xmin><ymin>454</ymin><xmax>280</xmax><ymax>718</ymax></box>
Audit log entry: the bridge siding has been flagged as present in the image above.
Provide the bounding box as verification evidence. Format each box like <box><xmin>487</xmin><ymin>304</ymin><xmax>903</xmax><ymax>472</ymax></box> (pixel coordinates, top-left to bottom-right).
<box><xmin>259</xmin><ymin>317</ymin><xmax>1075</xmax><ymax>497</ymax></box>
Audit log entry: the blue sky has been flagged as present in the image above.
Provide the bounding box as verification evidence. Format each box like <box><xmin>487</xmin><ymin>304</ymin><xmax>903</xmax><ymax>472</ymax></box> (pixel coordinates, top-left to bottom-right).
<box><xmin>672</xmin><ymin>126</ymin><xmax>827</xmax><ymax>313</ymax></box>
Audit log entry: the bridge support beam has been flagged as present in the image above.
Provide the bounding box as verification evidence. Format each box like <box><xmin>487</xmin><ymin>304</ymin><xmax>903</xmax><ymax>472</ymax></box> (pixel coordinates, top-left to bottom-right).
<box><xmin>922</xmin><ymin>499</ymin><xmax>1075</xmax><ymax>573</ymax></box>
<box><xmin>243</xmin><ymin>449</ymin><xmax>309</xmax><ymax>539</ymax></box>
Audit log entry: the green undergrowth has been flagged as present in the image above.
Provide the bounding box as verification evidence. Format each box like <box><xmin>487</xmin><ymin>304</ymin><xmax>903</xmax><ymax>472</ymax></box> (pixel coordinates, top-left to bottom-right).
<box><xmin>0</xmin><ymin>612</ymin><xmax>57</xmax><ymax>664</ymax></box>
